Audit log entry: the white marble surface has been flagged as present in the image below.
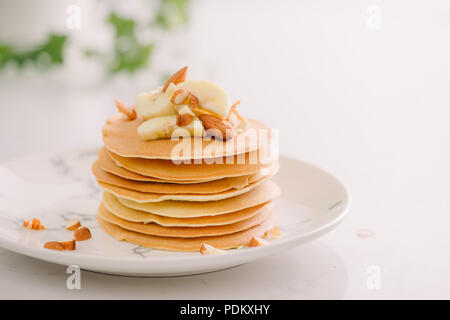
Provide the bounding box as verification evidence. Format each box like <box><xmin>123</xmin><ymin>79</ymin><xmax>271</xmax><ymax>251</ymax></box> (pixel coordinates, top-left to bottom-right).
<box><xmin>0</xmin><ymin>0</ymin><xmax>450</xmax><ymax>299</ymax></box>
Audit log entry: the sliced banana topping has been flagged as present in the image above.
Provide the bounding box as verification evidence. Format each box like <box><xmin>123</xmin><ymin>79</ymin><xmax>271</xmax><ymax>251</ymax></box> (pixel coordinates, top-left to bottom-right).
<box><xmin>137</xmin><ymin>115</ymin><xmax>177</xmax><ymax>140</ymax></box>
<box><xmin>172</xmin><ymin>119</ymin><xmax>204</xmax><ymax>138</ymax></box>
<box><xmin>177</xmin><ymin>105</ymin><xmax>195</xmax><ymax>117</ymax></box>
<box><xmin>135</xmin><ymin>86</ymin><xmax>177</xmax><ymax>120</ymax></box>
<box><xmin>178</xmin><ymin>79</ymin><xmax>230</xmax><ymax>118</ymax></box>
<box><xmin>132</xmin><ymin>67</ymin><xmax>246</xmax><ymax>141</ymax></box>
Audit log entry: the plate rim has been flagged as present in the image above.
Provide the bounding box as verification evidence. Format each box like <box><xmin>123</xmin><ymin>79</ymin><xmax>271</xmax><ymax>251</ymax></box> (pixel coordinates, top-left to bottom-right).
<box><xmin>0</xmin><ymin>152</ymin><xmax>352</xmax><ymax>267</ymax></box>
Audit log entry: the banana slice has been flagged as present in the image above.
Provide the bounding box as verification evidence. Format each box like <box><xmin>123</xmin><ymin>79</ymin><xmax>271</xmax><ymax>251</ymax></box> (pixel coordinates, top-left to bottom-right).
<box><xmin>137</xmin><ymin>115</ymin><xmax>177</xmax><ymax>140</ymax></box>
<box><xmin>177</xmin><ymin>105</ymin><xmax>195</xmax><ymax>116</ymax></box>
<box><xmin>172</xmin><ymin>119</ymin><xmax>205</xmax><ymax>138</ymax></box>
<box><xmin>179</xmin><ymin>79</ymin><xmax>230</xmax><ymax>118</ymax></box>
<box><xmin>135</xmin><ymin>84</ymin><xmax>178</xmax><ymax>120</ymax></box>
<box><xmin>137</xmin><ymin>112</ymin><xmax>205</xmax><ymax>140</ymax></box>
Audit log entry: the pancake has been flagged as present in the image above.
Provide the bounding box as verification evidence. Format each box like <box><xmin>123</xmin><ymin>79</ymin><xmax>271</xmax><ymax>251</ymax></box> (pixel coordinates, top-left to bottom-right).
<box><xmin>99</xmin><ymin>201</ymin><xmax>273</xmax><ymax>238</ymax></box>
<box><xmin>98</xmin><ymin>212</ymin><xmax>277</xmax><ymax>251</ymax></box>
<box><xmin>107</xmin><ymin>148</ymin><xmax>268</xmax><ymax>181</ymax></box>
<box><xmin>102</xmin><ymin>113</ymin><xmax>271</xmax><ymax>160</ymax></box>
<box><xmin>117</xmin><ymin>180</ymin><xmax>281</xmax><ymax>217</ymax></box>
<box><xmin>102</xmin><ymin>191</ymin><xmax>273</xmax><ymax>227</ymax></box>
<box><xmin>97</xmin><ymin>147</ymin><xmax>216</xmax><ymax>183</ymax></box>
<box><xmin>92</xmin><ymin>160</ymin><xmax>262</xmax><ymax>194</ymax></box>
<box><xmin>97</xmin><ymin>175</ymin><xmax>268</xmax><ymax>203</ymax></box>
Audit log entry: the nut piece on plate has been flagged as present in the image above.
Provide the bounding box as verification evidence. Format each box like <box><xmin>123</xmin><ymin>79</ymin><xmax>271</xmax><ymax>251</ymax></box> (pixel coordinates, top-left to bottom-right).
<box><xmin>74</xmin><ymin>227</ymin><xmax>92</xmax><ymax>241</ymax></box>
<box><xmin>248</xmin><ymin>236</ymin><xmax>269</xmax><ymax>247</ymax></box>
<box><xmin>60</xmin><ymin>240</ymin><xmax>76</xmax><ymax>250</ymax></box>
<box><xmin>43</xmin><ymin>241</ymin><xmax>64</xmax><ymax>251</ymax></box>
<box><xmin>114</xmin><ymin>99</ymin><xmax>137</xmax><ymax>120</ymax></box>
<box><xmin>43</xmin><ymin>240</ymin><xmax>76</xmax><ymax>251</ymax></box>
<box><xmin>23</xmin><ymin>218</ymin><xmax>45</xmax><ymax>230</ymax></box>
<box><xmin>200</xmin><ymin>243</ymin><xmax>227</xmax><ymax>255</ymax></box>
<box><xmin>199</xmin><ymin>114</ymin><xmax>234</xmax><ymax>140</ymax></box>
<box><xmin>66</xmin><ymin>219</ymin><xmax>81</xmax><ymax>231</ymax></box>
<box><xmin>263</xmin><ymin>227</ymin><xmax>281</xmax><ymax>239</ymax></box>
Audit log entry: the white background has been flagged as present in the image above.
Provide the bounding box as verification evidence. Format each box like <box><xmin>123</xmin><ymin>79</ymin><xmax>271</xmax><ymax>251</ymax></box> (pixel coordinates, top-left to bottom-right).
<box><xmin>0</xmin><ymin>0</ymin><xmax>449</xmax><ymax>299</ymax></box>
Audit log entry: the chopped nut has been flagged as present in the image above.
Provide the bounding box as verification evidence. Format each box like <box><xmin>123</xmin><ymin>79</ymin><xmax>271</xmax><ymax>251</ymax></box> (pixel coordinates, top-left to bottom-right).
<box><xmin>226</xmin><ymin>100</ymin><xmax>241</xmax><ymax>120</ymax></box>
<box><xmin>44</xmin><ymin>239</ymin><xmax>76</xmax><ymax>251</ymax></box>
<box><xmin>226</xmin><ymin>100</ymin><xmax>248</xmax><ymax>131</ymax></box>
<box><xmin>162</xmin><ymin>66</ymin><xmax>188</xmax><ymax>92</ymax></box>
<box><xmin>171</xmin><ymin>88</ymin><xmax>190</xmax><ymax>105</ymax></box>
<box><xmin>66</xmin><ymin>219</ymin><xmax>81</xmax><ymax>231</ymax></box>
<box><xmin>23</xmin><ymin>218</ymin><xmax>45</xmax><ymax>230</ymax></box>
<box><xmin>74</xmin><ymin>227</ymin><xmax>91</xmax><ymax>241</ymax></box>
<box><xmin>60</xmin><ymin>240</ymin><xmax>76</xmax><ymax>250</ymax></box>
<box><xmin>248</xmin><ymin>236</ymin><xmax>268</xmax><ymax>247</ymax></box>
<box><xmin>199</xmin><ymin>114</ymin><xmax>234</xmax><ymax>140</ymax></box>
<box><xmin>200</xmin><ymin>243</ymin><xmax>226</xmax><ymax>255</ymax></box>
<box><xmin>176</xmin><ymin>113</ymin><xmax>194</xmax><ymax>127</ymax></box>
<box><xmin>114</xmin><ymin>99</ymin><xmax>137</xmax><ymax>120</ymax></box>
<box><xmin>189</xmin><ymin>93</ymin><xmax>200</xmax><ymax>108</ymax></box>
<box><xmin>43</xmin><ymin>241</ymin><xmax>64</xmax><ymax>251</ymax></box>
<box><xmin>263</xmin><ymin>227</ymin><xmax>281</xmax><ymax>239</ymax></box>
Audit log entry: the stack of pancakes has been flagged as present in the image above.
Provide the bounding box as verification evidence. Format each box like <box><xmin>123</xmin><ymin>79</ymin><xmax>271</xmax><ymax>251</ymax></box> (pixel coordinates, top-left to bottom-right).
<box><xmin>93</xmin><ymin>113</ymin><xmax>280</xmax><ymax>252</ymax></box>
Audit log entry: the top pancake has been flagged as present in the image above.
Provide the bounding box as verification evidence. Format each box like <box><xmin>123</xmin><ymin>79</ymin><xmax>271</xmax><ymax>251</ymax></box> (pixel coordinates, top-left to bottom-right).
<box><xmin>102</xmin><ymin>113</ymin><xmax>271</xmax><ymax>160</ymax></box>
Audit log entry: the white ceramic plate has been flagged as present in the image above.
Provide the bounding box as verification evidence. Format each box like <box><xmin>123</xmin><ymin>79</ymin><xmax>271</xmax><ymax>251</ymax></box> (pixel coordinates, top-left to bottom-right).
<box><xmin>0</xmin><ymin>149</ymin><xmax>351</xmax><ymax>276</ymax></box>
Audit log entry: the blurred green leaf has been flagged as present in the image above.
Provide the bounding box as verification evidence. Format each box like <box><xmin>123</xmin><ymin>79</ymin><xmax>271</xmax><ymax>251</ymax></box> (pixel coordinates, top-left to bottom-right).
<box><xmin>154</xmin><ymin>0</ymin><xmax>189</xmax><ymax>30</ymax></box>
<box><xmin>108</xmin><ymin>12</ymin><xmax>136</xmax><ymax>37</ymax></box>
<box><xmin>0</xmin><ymin>34</ymin><xmax>68</xmax><ymax>71</ymax></box>
<box><xmin>38</xmin><ymin>34</ymin><xmax>67</xmax><ymax>64</ymax></box>
<box><xmin>83</xmin><ymin>49</ymin><xmax>102</xmax><ymax>58</ymax></box>
<box><xmin>0</xmin><ymin>45</ymin><xmax>14</xmax><ymax>68</ymax></box>
<box><xmin>86</xmin><ymin>12</ymin><xmax>155</xmax><ymax>74</ymax></box>
<box><xmin>0</xmin><ymin>0</ymin><xmax>190</xmax><ymax>75</ymax></box>
<box><xmin>109</xmin><ymin>41</ymin><xmax>155</xmax><ymax>74</ymax></box>
<box><xmin>108</xmin><ymin>12</ymin><xmax>155</xmax><ymax>73</ymax></box>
